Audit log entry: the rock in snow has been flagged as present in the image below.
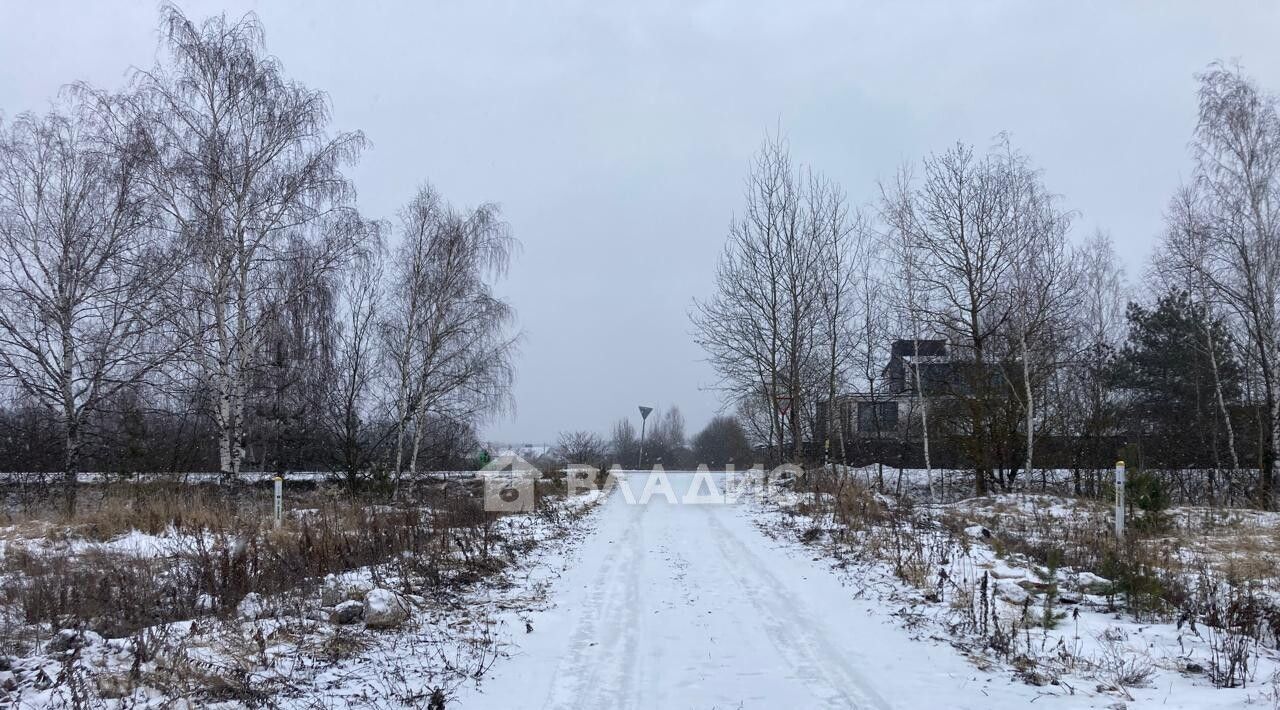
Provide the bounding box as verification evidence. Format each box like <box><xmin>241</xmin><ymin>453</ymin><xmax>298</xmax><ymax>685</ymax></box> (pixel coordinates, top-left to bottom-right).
<box><xmin>323</xmin><ymin>573</ymin><xmax>375</xmax><ymax>605</ymax></box>
<box><xmin>995</xmin><ymin>579</ymin><xmax>1030</xmax><ymax>605</ymax></box>
<box><xmin>320</xmin><ymin>576</ymin><xmax>345</xmax><ymax>607</ymax></box>
<box><xmin>363</xmin><ymin>588</ymin><xmax>410</xmax><ymax>628</ymax></box>
<box><xmin>237</xmin><ymin>592</ymin><xmax>267</xmax><ymax>620</ymax></box>
<box><xmin>47</xmin><ymin>628</ymin><xmax>103</xmax><ymax>654</ymax></box>
<box><xmin>331</xmin><ymin>599</ymin><xmax>364</xmax><ymax>625</ymax></box>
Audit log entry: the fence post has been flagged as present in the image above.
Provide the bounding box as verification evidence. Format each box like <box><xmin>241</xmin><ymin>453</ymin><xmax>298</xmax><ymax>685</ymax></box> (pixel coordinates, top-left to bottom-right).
<box><xmin>273</xmin><ymin>475</ymin><xmax>283</xmax><ymax>528</ymax></box>
<box><xmin>1114</xmin><ymin>460</ymin><xmax>1125</xmax><ymax>541</ymax></box>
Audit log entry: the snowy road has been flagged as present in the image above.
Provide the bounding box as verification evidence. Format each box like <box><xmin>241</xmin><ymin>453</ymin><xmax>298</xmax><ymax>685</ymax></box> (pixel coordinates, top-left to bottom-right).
<box><xmin>467</xmin><ymin>471</ymin><xmax>1036</xmax><ymax>709</ymax></box>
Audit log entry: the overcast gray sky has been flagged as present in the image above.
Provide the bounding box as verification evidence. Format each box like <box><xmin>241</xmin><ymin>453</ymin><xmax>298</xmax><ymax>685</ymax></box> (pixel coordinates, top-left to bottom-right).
<box><xmin>3</xmin><ymin>1</ymin><xmax>1279</xmax><ymax>445</ymax></box>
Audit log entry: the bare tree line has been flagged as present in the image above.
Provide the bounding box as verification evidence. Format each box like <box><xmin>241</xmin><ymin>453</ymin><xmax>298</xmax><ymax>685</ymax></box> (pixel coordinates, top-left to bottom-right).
<box><xmin>691</xmin><ymin>135</ymin><xmax>862</xmax><ymax>464</ymax></box>
<box><xmin>694</xmin><ymin>64</ymin><xmax>1280</xmax><ymax>509</ymax></box>
<box><xmin>550</xmin><ymin>405</ymin><xmax>751</xmax><ymax>471</ymax></box>
<box><xmin>0</xmin><ymin>7</ymin><xmax>519</xmax><ymax>510</ymax></box>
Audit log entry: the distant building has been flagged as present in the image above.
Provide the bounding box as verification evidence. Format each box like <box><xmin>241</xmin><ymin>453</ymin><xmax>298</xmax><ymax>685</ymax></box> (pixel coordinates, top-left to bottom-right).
<box><xmin>815</xmin><ymin>339</ymin><xmax>1104</xmax><ymax>469</ymax></box>
<box><xmin>883</xmin><ymin>338</ymin><xmax>951</xmax><ymax>395</ymax></box>
<box><xmin>817</xmin><ymin>339</ymin><xmax>952</xmax><ymax>445</ymax></box>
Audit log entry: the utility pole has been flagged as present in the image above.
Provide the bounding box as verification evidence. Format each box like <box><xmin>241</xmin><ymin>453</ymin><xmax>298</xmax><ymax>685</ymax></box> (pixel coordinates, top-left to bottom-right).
<box><xmin>637</xmin><ymin>406</ymin><xmax>653</xmax><ymax>469</ymax></box>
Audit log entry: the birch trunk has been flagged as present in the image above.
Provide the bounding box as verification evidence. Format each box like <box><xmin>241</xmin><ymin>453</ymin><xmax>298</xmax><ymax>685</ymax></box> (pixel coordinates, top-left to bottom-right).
<box><xmin>1021</xmin><ymin>333</ymin><xmax>1035</xmax><ymax>491</ymax></box>
<box><xmin>60</xmin><ymin>319</ymin><xmax>78</xmax><ymax>515</ymax></box>
<box><xmin>911</xmin><ymin>338</ymin><xmax>934</xmax><ymax>500</ymax></box>
<box><xmin>1204</xmin><ymin>315</ymin><xmax>1239</xmax><ymax>503</ymax></box>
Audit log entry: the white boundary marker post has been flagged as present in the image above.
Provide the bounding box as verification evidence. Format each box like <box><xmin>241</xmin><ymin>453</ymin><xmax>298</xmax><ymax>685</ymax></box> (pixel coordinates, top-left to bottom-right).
<box><xmin>273</xmin><ymin>475</ymin><xmax>283</xmax><ymax>528</ymax></box>
<box><xmin>1114</xmin><ymin>460</ymin><xmax>1125</xmax><ymax>541</ymax></box>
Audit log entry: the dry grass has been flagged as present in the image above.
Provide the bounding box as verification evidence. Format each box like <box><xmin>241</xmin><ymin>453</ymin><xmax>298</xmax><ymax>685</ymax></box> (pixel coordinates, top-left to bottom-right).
<box><xmin>0</xmin><ymin>474</ymin><xmax>600</xmax><ymax>707</ymax></box>
<box><xmin>940</xmin><ymin>496</ymin><xmax>1280</xmax><ymax>607</ymax></box>
<box><xmin>786</xmin><ymin>470</ymin><xmax>1280</xmax><ymax>689</ymax></box>
<box><xmin>1</xmin><ymin>481</ymin><xmax>296</xmax><ymax>539</ymax></box>
<box><xmin>0</xmin><ymin>478</ymin><xmax>530</xmax><ymax>658</ymax></box>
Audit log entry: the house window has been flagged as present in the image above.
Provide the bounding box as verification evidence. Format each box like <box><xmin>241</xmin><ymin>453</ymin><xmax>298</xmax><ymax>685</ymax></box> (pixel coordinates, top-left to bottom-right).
<box><xmin>857</xmin><ymin>402</ymin><xmax>898</xmax><ymax>433</ymax></box>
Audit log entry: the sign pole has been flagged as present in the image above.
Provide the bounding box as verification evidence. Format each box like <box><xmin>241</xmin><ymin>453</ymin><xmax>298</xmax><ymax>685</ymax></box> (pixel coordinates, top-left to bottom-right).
<box><xmin>637</xmin><ymin>406</ymin><xmax>653</xmax><ymax>470</ymax></box>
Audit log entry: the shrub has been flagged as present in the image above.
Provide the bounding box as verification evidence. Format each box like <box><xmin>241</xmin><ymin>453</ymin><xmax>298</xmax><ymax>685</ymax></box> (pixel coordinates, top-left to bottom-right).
<box><xmin>1127</xmin><ymin>470</ymin><xmax>1169</xmax><ymax>533</ymax></box>
<box><xmin>1097</xmin><ymin>545</ymin><xmax>1176</xmax><ymax>619</ymax></box>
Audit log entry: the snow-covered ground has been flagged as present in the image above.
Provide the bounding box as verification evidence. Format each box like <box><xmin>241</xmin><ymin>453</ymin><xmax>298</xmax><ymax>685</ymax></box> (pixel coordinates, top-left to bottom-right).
<box><xmin>7</xmin><ymin>470</ymin><xmax>1279</xmax><ymax>707</ymax></box>
<box><xmin>0</xmin><ymin>485</ymin><xmax>605</xmax><ymax>708</ymax></box>
<box><xmin>749</xmin><ymin>480</ymin><xmax>1280</xmax><ymax>709</ymax></box>
<box><xmin>460</xmin><ymin>471</ymin><xmax>1050</xmax><ymax>709</ymax></box>
<box><xmin>0</xmin><ymin>470</ymin><xmax>480</xmax><ymax>484</ymax></box>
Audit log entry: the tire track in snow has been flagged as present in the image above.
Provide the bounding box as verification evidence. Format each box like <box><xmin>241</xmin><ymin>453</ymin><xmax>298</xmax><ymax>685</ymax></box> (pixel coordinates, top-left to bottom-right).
<box><xmin>703</xmin><ymin>505</ymin><xmax>892</xmax><ymax>710</ymax></box>
<box><xmin>541</xmin><ymin>494</ymin><xmax>645</xmax><ymax>710</ymax></box>
<box><xmin>467</xmin><ymin>473</ymin><xmax>1042</xmax><ymax>710</ymax></box>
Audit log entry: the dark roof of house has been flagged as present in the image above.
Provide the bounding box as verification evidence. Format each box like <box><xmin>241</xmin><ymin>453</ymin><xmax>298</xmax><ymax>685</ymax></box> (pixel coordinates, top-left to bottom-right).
<box><xmin>890</xmin><ymin>339</ymin><xmax>947</xmax><ymax>357</ymax></box>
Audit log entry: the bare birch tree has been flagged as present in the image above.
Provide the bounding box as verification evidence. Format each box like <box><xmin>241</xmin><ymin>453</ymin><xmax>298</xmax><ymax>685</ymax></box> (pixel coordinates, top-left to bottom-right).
<box><xmin>881</xmin><ymin>166</ymin><xmax>937</xmax><ymax>496</ymax></box>
<box><xmin>883</xmin><ymin>142</ymin><xmax>1027</xmax><ymax>494</ymax></box>
<box><xmin>383</xmin><ymin>185</ymin><xmax>518</xmax><ymax>488</ymax></box>
<box><xmin>1069</xmin><ymin>230</ymin><xmax>1128</xmax><ymax>494</ymax></box>
<box><xmin>324</xmin><ymin>236</ymin><xmax>385</xmax><ymax>492</ymax></box>
<box><xmin>693</xmin><ymin>136</ymin><xmax>791</xmax><ymax>461</ymax></box>
<box><xmin>0</xmin><ymin>102</ymin><xmax>177</xmax><ymax>511</ymax></box>
<box><xmin>810</xmin><ymin>173</ymin><xmax>860</xmax><ymax>475</ymax></box>
<box><xmin>122</xmin><ymin>7</ymin><xmax>367</xmax><ymax>477</ymax></box>
<box><xmin>1002</xmin><ymin>152</ymin><xmax>1076</xmax><ymax>488</ymax></box>
<box><xmin>1160</xmin><ymin>185</ymin><xmax>1246</xmax><ymax>501</ymax></box>
<box><xmin>692</xmin><ymin>134</ymin><xmax>834</xmax><ymax>464</ymax></box>
<box><xmin>1158</xmin><ymin>63</ymin><xmax>1280</xmax><ymax>507</ymax></box>
<box><xmin>849</xmin><ymin>257</ymin><xmax>892</xmax><ymax>489</ymax></box>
